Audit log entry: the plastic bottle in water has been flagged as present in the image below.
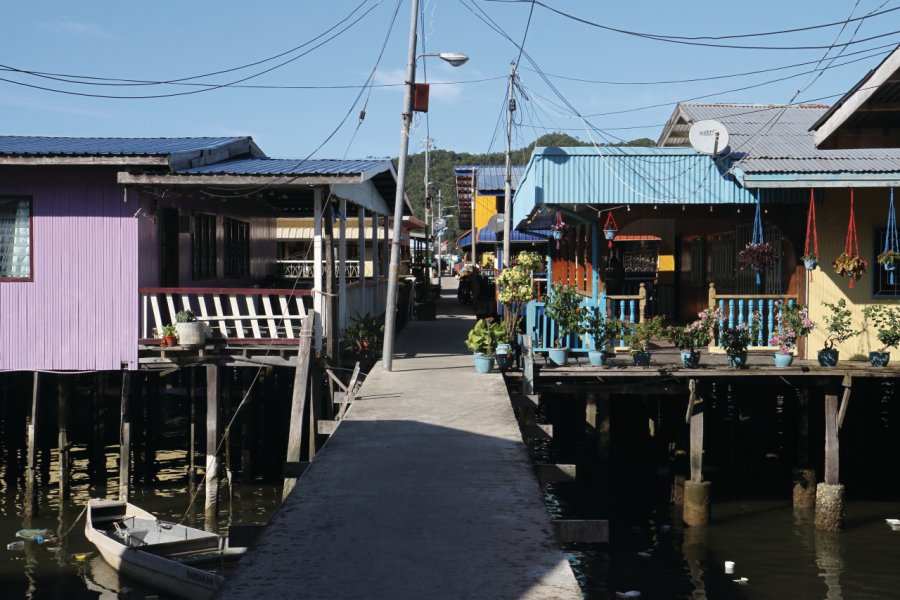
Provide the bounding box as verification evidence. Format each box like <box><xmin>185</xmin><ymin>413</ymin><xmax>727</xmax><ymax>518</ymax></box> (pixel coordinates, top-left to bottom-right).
<box><xmin>7</xmin><ymin>541</ymin><xmax>24</xmax><ymax>551</ymax></box>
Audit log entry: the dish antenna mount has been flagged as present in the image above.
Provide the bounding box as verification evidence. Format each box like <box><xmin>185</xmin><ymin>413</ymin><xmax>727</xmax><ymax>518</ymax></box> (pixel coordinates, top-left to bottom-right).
<box><xmin>689</xmin><ymin>120</ymin><xmax>730</xmax><ymax>155</ymax></box>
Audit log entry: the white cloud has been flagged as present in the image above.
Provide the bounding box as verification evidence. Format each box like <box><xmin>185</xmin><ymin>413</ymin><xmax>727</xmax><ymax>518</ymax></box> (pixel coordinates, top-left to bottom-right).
<box><xmin>37</xmin><ymin>20</ymin><xmax>114</xmax><ymax>41</ymax></box>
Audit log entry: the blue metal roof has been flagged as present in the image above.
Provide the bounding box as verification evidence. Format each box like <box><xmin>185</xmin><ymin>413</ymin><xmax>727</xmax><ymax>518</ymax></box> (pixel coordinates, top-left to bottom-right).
<box><xmin>477</xmin><ymin>226</ymin><xmax>549</xmax><ymax>243</ymax></box>
<box><xmin>0</xmin><ymin>136</ymin><xmax>249</xmax><ymax>156</ymax></box>
<box><xmin>454</xmin><ymin>165</ymin><xmax>525</xmax><ymax>194</ymax></box>
<box><xmin>178</xmin><ymin>157</ymin><xmax>392</xmax><ymax>177</ymax></box>
<box><xmin>512</xmin><ymin>146</ymin><xmax>756</xmax><ymax>229</ymax></box>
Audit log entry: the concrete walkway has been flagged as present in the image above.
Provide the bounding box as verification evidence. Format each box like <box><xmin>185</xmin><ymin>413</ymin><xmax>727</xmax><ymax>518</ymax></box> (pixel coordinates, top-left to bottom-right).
<box><xmin>219</xmin><ymin>277</ymin><xmax>581</xmax><ymax>599</ymax></box>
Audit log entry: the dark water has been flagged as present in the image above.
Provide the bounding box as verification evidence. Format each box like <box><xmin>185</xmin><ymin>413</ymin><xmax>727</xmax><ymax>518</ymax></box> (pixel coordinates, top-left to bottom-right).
<box><xmin>0</xmin><ymin>451</ymin><xmax>281</xmax><ymax>599</ymax></box>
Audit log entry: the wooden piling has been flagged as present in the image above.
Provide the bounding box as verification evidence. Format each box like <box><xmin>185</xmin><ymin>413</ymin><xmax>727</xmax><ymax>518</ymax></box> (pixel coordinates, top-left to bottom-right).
<box><xmin>189</xmin><ymin>367</ymin><xmax>196</xmax><ymax>484</ymax></box>
<box><xmin>241</xmin><ymin>369</ymin><xmax>253</xmax><ymax>482</ymax></box>
<box><xmin>24</xmin><ymin>372</ymin><xmax>39</xmax><ymax>517</ymax></box>
<box><xmin>57</xmin><ymin>378</ymin><xmax>70</xmax><ymax>501</ymax></box>
<box><xmin>521</xmin><ymin>335</ymin><xmax>534</xmax><ymax>395</ymax></box>
<box><xmin>824</xmin><ymin>387</ymin><xmax>839</xmax><ymax>486</ymax></box>
<box><xmin>817</xmin><ymin>381</ymin><xmax>845</xmax><ymax>531</ymax></box>
<box><xmin>309</xmin><ymin>364</ymin><xmax>322</xmax><ymax>461</ymax></box>
<box><xmin>118</xmin><ymin>372</ymin><xmax>131</xmax><ymax>502</ymax></box>
<box><xmin>684</xmin><ymin>379</ymin><xmax>710</xmax><ymax>527</ymax></box>
<box><xmin>283</xmin><ymin>317</ymin><xmax>314</xmax><ymax>501</ymax></box>
<box><xmin>205</xmin><ymin>364</ymin><xmax>220</xmax><ymax>531</ymax></box>
<box><xmin>324</xmin><ymin>202</ymin><xmax>339</xmax><ymax>366</ymax></box>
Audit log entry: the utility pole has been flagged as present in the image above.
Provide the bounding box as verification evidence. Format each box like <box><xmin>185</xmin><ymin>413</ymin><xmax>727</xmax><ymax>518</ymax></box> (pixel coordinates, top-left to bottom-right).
<box><xmin>503</xmin><ymin>61</ymin><xmax>517</xmax><ymax>269</ymax></box>
<box><xmin>470</xmin><ymin>169</ymin><xmax>477</xmax><ymax>269</ymax></box>
<box><xmin>422</xmin><ymin>135</ymin><xmax>433</xmax><ymax>280</ymax></box>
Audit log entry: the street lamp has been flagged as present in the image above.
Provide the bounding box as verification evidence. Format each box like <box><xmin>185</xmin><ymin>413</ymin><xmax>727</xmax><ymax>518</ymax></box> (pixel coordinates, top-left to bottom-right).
<box><xmin>382</xmin><ymin>0</ymin><xmax>468</xmax><ymax>372</ymax></box>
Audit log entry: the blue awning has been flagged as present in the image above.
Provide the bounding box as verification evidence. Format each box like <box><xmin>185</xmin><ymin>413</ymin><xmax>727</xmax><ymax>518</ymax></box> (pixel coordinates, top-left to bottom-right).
<box><xmin>477</xmin><ymin>226</ymin><xmax>550</xmax><ymax>243</ymax></box>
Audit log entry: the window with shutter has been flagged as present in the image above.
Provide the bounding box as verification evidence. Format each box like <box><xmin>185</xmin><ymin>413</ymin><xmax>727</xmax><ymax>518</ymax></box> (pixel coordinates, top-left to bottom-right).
<box><xmin>0</xmin><ymin>197</ymin><xmax>32</xmax><ymax>280</ymax></box>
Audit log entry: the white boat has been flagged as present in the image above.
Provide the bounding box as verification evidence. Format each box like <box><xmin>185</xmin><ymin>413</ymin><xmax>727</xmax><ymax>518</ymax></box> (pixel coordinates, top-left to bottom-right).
<box><xmin>84</xmin><ymin>498</ymin><xmax>246</xmax><ymax>600</ymax></box>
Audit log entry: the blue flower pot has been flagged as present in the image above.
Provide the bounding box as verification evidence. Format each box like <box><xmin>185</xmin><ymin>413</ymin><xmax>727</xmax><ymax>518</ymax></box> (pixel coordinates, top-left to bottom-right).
<box><xmin>680</xmin><ymin>350</ymin><xmax>701</xmax><ymax>368</ymax></box>
<box><xmin>870</xmin><ymin>351</ymin><xmax>890</xmax><ymax>367</ymax></box>
<box><xmin>728</xmin><ymin>352</ymin><xmax>748</xmax><ymax>369</ymax></box>
<box><xmin>885</xmin><ymin>262</ymin><xmax>896</xmax><ymax>272</ymax></box>
<box><xmin>603</xmin><ymin>229</ymin><xmax>617</xmax><ymax>241</ymax></box>
<box><xmin>548</xmin><ymin>348</ymin><xmax>569</xmax><ymax>366</ymax></box>
<box><xmin>774</xmin><ymin>352</ymin><xmax>794</xmax><ymax>368</ymax></box>
<box><xmin>632</xmin><ymin>351</ymin><xmax>651</xmax><ymax>367</ymax></box>
<box><xmin>818</xmin><ymin>348</ymin><xmax>839</xmax><ymax>367</ymax></box>
<box><xmin>588</xmin><ymin>350</ymin><xmax>611</xmax><ymax>366</ymax></box>
<box><xmin>474</xmin><ymin>353</ymin><xmax>495</xmax><ymax>374</ymax></box>
<box><xmin>804</xmin><ymin>258</ymin><xmax>818</xmax><ymax>270</ymax></box>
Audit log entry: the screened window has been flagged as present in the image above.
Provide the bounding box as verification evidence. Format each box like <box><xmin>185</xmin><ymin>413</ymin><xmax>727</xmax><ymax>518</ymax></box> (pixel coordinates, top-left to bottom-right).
<box><xmin>0</xmin><ymin>197</ymin><xmax>31</xmax><ymax>279</ymax></box>
<box><xmin>192</xmin><ymin>213</ymin><xmax>217</xmax><ymax>280</ymax></box>
<box><xmin>224</xmin><ymin>217</ymin><xmax>250</xmax><ymax>278</ymax></box>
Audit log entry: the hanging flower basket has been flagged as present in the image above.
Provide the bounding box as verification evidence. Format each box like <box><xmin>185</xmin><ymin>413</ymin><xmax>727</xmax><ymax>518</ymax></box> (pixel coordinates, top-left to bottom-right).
<box><xmin>878</xmin><ymin>250</ymin><xmax>899</xmax><ymax>271</ymax></box>
<box><xmin>800</xmin><ymin>254</ymin><xmax>818</xmax><ymax>271</ymax></box>
<box><xmin>603</xmin><ymin>228</ymin><xmax>617</xmax><ymax>241</ymax></box>
<box><xmin>738</xmin><ymin>242</ymin><xmax>778</xmax><ymax>271</ymax></box>
<box><xmin>550</xmin><ymin>210</ymin><xmax>568</xmax><ymax>248</ymax></box>
<box><xmin>601</xmin><ymin>211</ymin><xmax>619</xmax><ymax>248</ymax></box>
<box><xmin>802</xmin><ymin>189</ymin><xmax>819</xmax><ymax>273</ymax></box>
<box><xmin>832</xmin><ymin>252</ymin><xmax>868</xmax><ymax>281</ymax></box>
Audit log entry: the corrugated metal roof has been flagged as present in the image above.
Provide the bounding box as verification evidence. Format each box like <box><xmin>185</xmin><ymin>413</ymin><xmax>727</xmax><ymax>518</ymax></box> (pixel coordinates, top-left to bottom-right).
<box><xmin>668</xmin><ymin>104</ymin><xmax>900</xmax><ymax>174</ymax></box>
<box><xmin>512</xmin><ymin>146</ymin><xmax>756</xmax><ymax>229</ymax></box>
<box><xmin>0</xmin><ymin>136</ymin><xmax>248</xmax><ymax>156</ymax></box>
<box><xmin>454</xmin><ymin>165</ymin><xmax>525</xmax><ymax>194</ymax></box>
<box><xmin>179</xmin><ymin>157</ymin><xmax>392</xmax><ymax>177</ymax></box>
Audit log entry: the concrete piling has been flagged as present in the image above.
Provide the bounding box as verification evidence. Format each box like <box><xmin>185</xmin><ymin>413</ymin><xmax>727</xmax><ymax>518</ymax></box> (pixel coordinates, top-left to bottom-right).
<box><xmin>792</xmin><ymin>468</ymin><xmax>817</xmax><ymax>509</ymax></box>
<box><xmin>683</xmin><ymin>480</ymin><xmax>711</xmax><ymax>527</ymax></box>
<box><xmin>815</xmin><ymin>483</ymin><xmax>844</xmax><ymax>532</ymax></box>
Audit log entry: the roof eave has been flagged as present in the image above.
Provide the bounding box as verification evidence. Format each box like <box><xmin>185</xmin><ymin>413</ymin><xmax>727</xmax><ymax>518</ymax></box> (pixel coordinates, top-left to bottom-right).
<box><xmin>0</xmin><ymin>155</ymin><xmax>170</xmax><ymax>166</ymax></box>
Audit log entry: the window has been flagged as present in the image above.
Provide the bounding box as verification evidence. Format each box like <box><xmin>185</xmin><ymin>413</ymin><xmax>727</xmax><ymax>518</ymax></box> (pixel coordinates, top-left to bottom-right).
<box><xmin>0</xmin><ymin>197</ymin><xmax>31</xmax><ymax>280</ymax></box>
<box><xmin>224</xmin><ymin>217</ymin><xmax>250</xmax><ymax>278</ymax></box>
<box><xmin>873</xmin><ymin>226</ymin><xmax>900</xmax><ymax>298</ymax></box>
<box><xmin>192</xmin><ymin>213</ymin><xmax>217</xmax><ymax>280</ymax></box>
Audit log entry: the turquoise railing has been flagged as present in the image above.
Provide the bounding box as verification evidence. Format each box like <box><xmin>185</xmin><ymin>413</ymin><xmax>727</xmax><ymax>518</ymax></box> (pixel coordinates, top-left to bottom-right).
<box><xmin>706</xmin><ymin>283</ymin><xmax>798</xmax><ymax>352</ymax></box>
<box><xmin>526</xmin><ymin>294</ymin><xmax>607</xmax><ymax>354</ymax></box>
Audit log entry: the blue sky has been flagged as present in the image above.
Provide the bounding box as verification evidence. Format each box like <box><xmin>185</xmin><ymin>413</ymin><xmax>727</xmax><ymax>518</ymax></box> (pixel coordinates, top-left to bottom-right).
<box><xmin>1</xmin><ymin>1</ymin><xmax>897</xmax><ymax>159</ymax></box>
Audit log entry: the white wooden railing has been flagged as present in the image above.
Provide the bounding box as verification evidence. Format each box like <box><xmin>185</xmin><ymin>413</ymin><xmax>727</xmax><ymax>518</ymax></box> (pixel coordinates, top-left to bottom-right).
<box><xmin>276</xmin><ymin>260</ymin><xmax>360</xmax><ymax>279</ymax></box>
<box><xmin>140</xmin><ymin>287</ymin><xmax>314</xmax><ymax>344</ymax></box>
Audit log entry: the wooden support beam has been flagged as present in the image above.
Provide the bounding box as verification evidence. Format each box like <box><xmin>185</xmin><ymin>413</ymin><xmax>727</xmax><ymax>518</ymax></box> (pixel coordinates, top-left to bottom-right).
<box><xmin>309</xmin><ymin>365</ymin><xmax>322</xmax><ymax>460</ymax></box>
<box><xmin>24</xmin><ymin>372</ymin><xmax>39</xmax><ymax>518</ymax></box>
<box><xmin>283</xmin><ymin>316</ymin><xmax>314</xmax><ymax>501</ymax></box>
<box><xmin>837</xmin><ymin>375</ymin><xmax>852</xmax><ymax>430</ymax></box>
<box><xmin>189</xmin><ymin>368</ymin><xmax>196</xmax><ymax>482</ymax></box>
<box><xmin>521</xmin><ymin>335</ymin><xmax>534</xmax><ymax>395</ymax></box>
<box><xmin>57</xmin><ymin>378</ymin><xmax>70</xmax><ymax>501</ymax></box>
<box><xmin>118</xmin><ymin>372</ymin><xmax>131</xmax><ymax>503</ymax></box>
<box><xmin>534</xmin><ymin>463</ymin><xmax>577</xmax><ymax>483</ymax></box>
<box><xmin>797</xmin><ymin>387</ymin><xmax>810</xmax><ymax>467</ymax></box>
<box><xmin>585</xmin><ymin>392</ymin><xmax>597</xmax><ymax>430</ymax></box>
<box><xmin>324</xmin><ymin>200</ymin><xmax>339</xmax><ymax>365</ymax></box>
<box><xmin>205</xmin><ymin>364</ymin><xmax>220</xmax><ymax>531</ymax></box>
<box><xmin>687</xmin><ymin>379</ymin><xmax>703</xmax><ymax>484</ymax></box>
<box><xmin>824</xmin><ymin>387</ymin><xmax>840</xmax><ymax>486</ymax></box>
<box><xmin>317</xmin><ymin>420</ymin><xmax>339</xmax><ymax>436</ymax></box>
<box><xmin>553</xmin><ymin>519</ymin><xmax>609</xmax><ymax>543</ymax></box>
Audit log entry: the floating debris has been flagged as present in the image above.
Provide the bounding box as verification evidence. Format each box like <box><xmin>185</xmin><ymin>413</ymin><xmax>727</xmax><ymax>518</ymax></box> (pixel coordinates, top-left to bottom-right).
<box><xmin>16</xmin><ymin>529</ymin><xmax>52</xmax><ymax>544</ymax></box>
<box><xmin>885</xmin><ymin>518</ymin><xmax>900</xmax><ymax>526</ymax></box>
<box><xmin>733</xmin><ymin>577</ymin><xmax>749</xmax><ymax>585</ymax></box>
<box><xmin>725</xmin><ymin>560</ymin><xmax>735</xmax><ymax>574</ymax></box>
<box><xmin>73</xmin><ymin>552</ymin><xmax>92</xmax><ymax>561</ymax></box>
<box><xmin>637</xmin><ymin>551</ymin><xmax>652</xmax><ymax>558</ymax></box>
<box><xmin>6</xmin><ymin>541</ymin><xmax>24</xmax><ymax>551</ymax></box>
<box><xmin>615</xmin><ymin>592</ymin><xmax>641</xmax><ymax>598</ymax></box>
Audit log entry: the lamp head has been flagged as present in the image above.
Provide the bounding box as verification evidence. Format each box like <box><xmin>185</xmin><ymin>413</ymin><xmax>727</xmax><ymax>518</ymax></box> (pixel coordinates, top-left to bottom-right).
<box><xmin>438</xmin><ymin>52</ymin><xmax>469</xmax><ymax>67</ymax></box>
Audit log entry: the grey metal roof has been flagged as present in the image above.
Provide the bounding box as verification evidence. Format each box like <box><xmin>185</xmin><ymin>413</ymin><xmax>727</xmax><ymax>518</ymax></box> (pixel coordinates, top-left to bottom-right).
<box><xmin>178</xmin><ymin>157</ymin><xmax>393</xmax><ymax>177</ymax></box>
<box><xmin>0</xmin><ymin>136</ymin><xmax>248</xmax><ymax>156</ymax></box>
<box><xmin>474</xmin><ymin>165</ymin><xmax>525</xmax><ymax>192</ymax></box>
<box><xmin>662</xmin><ymin>103</ymin><xmax>900</xmax><ymax>174</ymax></box>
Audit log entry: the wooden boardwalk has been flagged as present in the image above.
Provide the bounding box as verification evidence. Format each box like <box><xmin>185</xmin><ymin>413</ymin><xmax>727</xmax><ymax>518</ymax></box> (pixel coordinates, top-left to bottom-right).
<box><xmin>219</xmin><ymin>277</ymin><xmax>581</xmax><ymax>599</ymax></box>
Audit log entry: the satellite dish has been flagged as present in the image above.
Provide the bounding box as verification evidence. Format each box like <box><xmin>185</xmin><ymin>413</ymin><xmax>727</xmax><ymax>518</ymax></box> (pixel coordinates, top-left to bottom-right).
<box><xmin>433</xmin><ymin>217</ymin><xmax>447</xmax><ymax>230</ymax></box>
<box><xmin>689</xmin><ymin>120</ymin><xmax>729</xmax><ymax>155</ymax></box>
<box><xmin>487</xmin><ymin>213</ymin><xmax>505</xmax><ymax>234</ymax></box>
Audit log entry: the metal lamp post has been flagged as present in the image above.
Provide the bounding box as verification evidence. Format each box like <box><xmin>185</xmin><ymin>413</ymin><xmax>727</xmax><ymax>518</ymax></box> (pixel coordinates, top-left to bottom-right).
<box><xmin>381</xmin><ymin>0</ymin><xmax>467</xmax><ymax>371</ymax></box>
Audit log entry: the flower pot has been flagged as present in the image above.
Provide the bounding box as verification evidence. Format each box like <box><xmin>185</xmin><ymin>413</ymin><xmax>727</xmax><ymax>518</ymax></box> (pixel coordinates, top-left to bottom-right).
<box><xmin>774</xmin><ymin>352</ymin><xmax>794</xmax><ymax>368</ymax></box>
<box><xmin>680</xmin><ymin>350</ymin><xmax>701</xmax><ymax>368</ymax></box>
<box><xmin>176</xmin><ymin>322</ymin><xmax>207</xmax><ymax>349</ymax></box>
<box><xmin>632</xmin><ymin>351</ymin><xmax>651</xmax><ymax>367</ymax></box>
<box><xmin>474</xmin><ymin>353</ymin><xmax>495</xmax><ymax>373</ymax></box>
<box><xmin>603</xmin><ymin>229</ymin><xmax>617</xmax><ymax>241</ymax></box>
<box><xmin>728</xmin><ymin>352</ymin><xmax>748</xmax><ymax>368</ymax></box>
<box><xmin>550</xmin><ymin>230</ymin><xmax>563</xmax><ymax>240</ymax></box>
<box><xmin>548</xmin><ymin>348</ymin><xmax>569</xmax><ymax>366</ymax></box>
<box><xmin>869</xmin><ymin>351</ymin><xmax>891</xmax><ymax>367</ymax></box>
<box><xmin>588</xmin><ymin>350</ymin><xmax>611</xmax><ymax>366</ymax></box>
<box><xmin>162</xmin><ymin>335</ymin><xmax>177</xmax><ymax>347</ymax></box>
<box><xmin>803</xmin><ymin>258</ymin><xmax>818</xmax><ymax>270</ymax></box>
<box><xmin>884</xmin><ymin>262</ymin><xmax>897</xmax><ymax>272</ymax></box>
<box><xmin>818</xmin><ymin>348</ymin><xmax>839</xmax><ymax>367</ymax></box>
<box><xmin>496</xmin><ymin>344</ymin><xmax>513</xmax><ymax>370</ymax></box>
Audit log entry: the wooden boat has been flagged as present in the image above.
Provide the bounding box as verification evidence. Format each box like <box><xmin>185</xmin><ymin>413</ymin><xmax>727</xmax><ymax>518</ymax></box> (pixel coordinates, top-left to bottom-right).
<box><xmin>84</xmin><ymin>498</ymin><xmax>245</xmax><ymax>600</ymax></box>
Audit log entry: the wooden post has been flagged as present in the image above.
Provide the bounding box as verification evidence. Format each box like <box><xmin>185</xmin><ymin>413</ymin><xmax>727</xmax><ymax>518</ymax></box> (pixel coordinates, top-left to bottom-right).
<box><xmin>283</xmin><ymin>316</ymin><xmax>314</xmax><ymax>500</ymax></box>
<box><xmin>308</xmin><ymin>363</ymin><xmax>322</xmax><ymax>461</ymax></box>
<box><xmin>313</xmin><ymin>188</ymin><xmax>324</xmax><ymax>352</ymax></box>
<box><xmin>372</xmin><ymin>214</ymin><xmax>379</xmax><ymax>280</ymax></box>
<box><xmin>358</xmin><ymin>206</ymin><xmax>367</xmax><ymax>316</ymax></box>
<box><xmin>684</xmin><ymin>379</ymin><xmax>710</xmax><ymax>526</ymax></box>
<box><xmin>637</xmin><ymin>282</ymin><xmax>647</xmax><ymax>323</ymax></box>
<box><xmin>57</xmin><ymin>378</ymin><xmax>70</xmax><ymax>501</ymax></box>
<box><xmin>205</xmin><ymin>364</ymin><xmax>220</xmax><ymax>531</ymax></box>
<box><xmin>324</xmin><ymin>201</ymin><xmax>339</xmax><ymax>365</ymax></box>
<box><xmin>824</xmin><ymin>387</ymin><xmax>839</xmax><ymax>486</ymax></box>
<box><xmin>338</xmin><ymin>198</ymin><xmax>348</xmax><ymax>339</ymax></box>
<box><xmin>24</xmin><ymin>372</ymin><xmax>39</xmax><ymax>518</ymax></box>
<box><xmin>521</xmin><ymin>334</ymin><xmax>534</xmax><ymax>395</ymax></box>
<box><xmin>189</xmin><ymin>368</ymin><xmax>196</xmax><ymax>483</ymax></box>
<box><xmin>118</xmin><ymin>372</ymin><xmax>131</xmax><ymax>503</ymax></box>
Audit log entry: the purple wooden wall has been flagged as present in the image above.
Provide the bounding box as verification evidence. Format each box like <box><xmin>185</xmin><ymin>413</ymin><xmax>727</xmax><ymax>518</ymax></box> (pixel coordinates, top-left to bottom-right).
<box><xmin>0</xmin><ymin>166</ymin><xmax>138</xmax><ymax>371</ymax></box>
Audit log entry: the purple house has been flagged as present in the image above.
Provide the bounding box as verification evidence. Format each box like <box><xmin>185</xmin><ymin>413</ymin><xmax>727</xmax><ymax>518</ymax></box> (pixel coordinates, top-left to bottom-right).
<box><xmin>0</xmin><ymin>136</ymin><xmax>395</xmax><ymax>372</ymax></box>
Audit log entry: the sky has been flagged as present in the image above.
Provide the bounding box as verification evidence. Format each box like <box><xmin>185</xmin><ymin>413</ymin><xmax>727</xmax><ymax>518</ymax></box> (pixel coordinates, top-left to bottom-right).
<box><xmin>1</xmin><ymin>1</ymin><xmax>897</xmax><ymax>161</ymax></box>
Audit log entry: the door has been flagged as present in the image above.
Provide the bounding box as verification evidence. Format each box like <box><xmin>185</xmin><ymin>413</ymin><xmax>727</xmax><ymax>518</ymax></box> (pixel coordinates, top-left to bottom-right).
<box><xmin>159</xmin><ymin>207</ymin><xmax>179</xmax><ymax>287</ymax></box>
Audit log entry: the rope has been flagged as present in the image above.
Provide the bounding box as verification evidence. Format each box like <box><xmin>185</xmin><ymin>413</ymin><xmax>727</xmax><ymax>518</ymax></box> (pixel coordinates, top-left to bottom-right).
<box><xmin>804</xmin><ymin>188</ymin><xmax>818</xmax><ymax>258</ymax></box>
<box><xmin>844</xmin><ymin>188</ymin><xmax>860</xmax><ymax>288</ymax></box>
<box><xmin>60</xmin><ymin>505</ymin><xmax>88</xmax><ymax>540</ymax></box>
<box><xmin>885</xmin><ymin>188</ymin><xmax>897</xmax><ymax>284</ymax></box>
<box><xmin>602</xmin><ymin>211</ymin><xmax>618</xmax><ymax>249</ymax></box>
<box><xmin>752</xmin><ymin>190</ymin><xmax>765</xmax><ymax>245</ymax></box>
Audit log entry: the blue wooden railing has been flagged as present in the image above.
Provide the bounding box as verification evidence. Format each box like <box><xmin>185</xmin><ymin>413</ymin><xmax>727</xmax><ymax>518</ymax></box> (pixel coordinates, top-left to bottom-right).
<box><xmin>707</xmin><ymin>283</ymin><xmax>798</xmax><ymax>352</ymax></box>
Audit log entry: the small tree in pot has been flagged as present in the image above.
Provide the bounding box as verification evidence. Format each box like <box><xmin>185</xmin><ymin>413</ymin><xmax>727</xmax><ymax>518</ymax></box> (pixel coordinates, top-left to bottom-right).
<box><xmin>543</xmin><ymin>283</ymin><xmax>585</xmax><ymax>365</ymax></box>
<box><xmin>719</xmin><ymin>315</ymin><xmax>760</xmax><ymax>368</ymax></box>
<box><xmin>465</xmin><ymin>317</ymin><xmax>508</xmax><ymax>373</ymax></box>
<box><xmin>861</xmin><ymin>304</ymin><xmax>900</xmax><ymax>367</ymax></box>
<box><xmin>818</xmin><ymin>299</ymin><xmax>860</xmax><ymax>367</ymax></box>
<box><xmin>622</xmin><ymin>316</ymin><xmax>666</xmax><ymax>367</ymax></box>
<box><xmin>583</xmin><ymin>308</ymin><xmax>619</xmax><ymax>366</ymax></box>
<box><xmin>668</xmin><ymin>307</ymin><xmax>719</xmax><ymax>368</ymax></box>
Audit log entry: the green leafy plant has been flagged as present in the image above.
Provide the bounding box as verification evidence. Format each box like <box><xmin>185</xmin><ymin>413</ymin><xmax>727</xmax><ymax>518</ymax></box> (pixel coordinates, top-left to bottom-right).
<box><xmin>465</xmin><ymin>317</ymin><xmax>508</xmax><ymax>356</ymax></box>
<box><xmin>667</xmin><ymin>307</ymin><xmax>719</xmax><ymax>351</ymax></box>
<box><xmin>176</xmin><ymin>309</ymin><xmax>198</xmax><ymax>323</ymax></box>
<box><xmin>496</xmin><ymin>251</ymin><xmax>538</xmax><ymax>343</ymax></box>
<box><xmin>719</xmin><ymin>316</ymin><xmax>761</xmax><ymax>357</ymax></box>
<box><xmin>832</xmin><ymin>252</ymin><xmax>867</xmax><ymax>281</ymax></box>
<box><xmin>738</xmin><ymin>242</ymin><xmax>777</xmax><ymax>271</ymax></box>
<box><xmin>800</xmin><ymin>253</ymin><xmax>818</xmax><ymax>263</ymax></box>
<box><xmin>345</xmin><ymin>313</ymin><xmax>384</xmax><ymax>359</ymax></box>
<box><xmin>513</xmin><ymin>250</ymin><xmax>544</xmax><ymax>273</ymax></box>
<box><xmin>862</xmin><ymin>304</ymin><xmax>900</xmax><ymax>351</ymax></box>
<box><xmin>544</xmin><ymin>283</ymin><xmax>585</xmax><ymax>348</ymax></box>
<box><xmin>877</xmin><ymin>250</ymin><xmax>900</xmax><ymax>267</ymax></box>
<box><xmin>622</xmin><ymin>316</ymin><xmax>666</xmax><ymax>355</ymax></box>
<box><xmin>820</xmin><ymin>299</ymin><xmax>860</xmax><ymax>349</ymax></box>
<box><xmin>582</xmin><ymin>309</ymin><xmax>620</xmax><ymax>351</ymax></box>
<box><xmin>160</xmin><ymin>324</ymin><xmax>177</xmax><ymax>338</ymax></box>
<box><xmin>769</xmin><ymin>302</ymin><xmax>815</xmax><ymax>355</ymax></box>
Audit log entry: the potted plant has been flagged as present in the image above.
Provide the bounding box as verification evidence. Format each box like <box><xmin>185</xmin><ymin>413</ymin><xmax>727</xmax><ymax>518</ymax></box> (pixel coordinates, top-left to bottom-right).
<box><xmin>862</xmin><ymin>304</ymin><xmax>900</xmax><ymax>367</ymax></box>
<box><xmin>159</xmin><ymin>324</ymin><xmax>177</xmax><ymax>347</ymax></box>
<box><xmin>769</xmin><ymin>302</ymin><xmax>815</xmax><ymax>367</ymax></box>
<box><xmin>465</xmin><ymin>317</ymin><xmax>509</xmax><ymax>373</ymax></box>
<box><xmin>175</xmin><ymin>309</ymin><xmax>207</xmax><ymax>348</ymax></box>
<box><xmin>877</xmin><ymin>250</ymin><xmax>900</xmax><ymax>272</ymax></box>
<box><xmin>543</xmin><ymin>283</ymin><xmax>585</xmax><ymax>366</ymax></box>
<box><xmin>818</xmin><ymin>299</ymin><xmax>860</xmax><ymax>367</ymax></box>
<box><xmin>738</xmin><ymin>242</ymin><xmax>778</xmax><ymax>272</ymax></box>
<box><xmin>668</xmin><ymin>307</ymin><xmax>719</xmax><ymax>368</ymax></box>
<box><xmin>800</xmin><ymin>252</ymin><xmax>818</xmax><ymax>271</ymax></box>
<box><xmin>345</xmin><ymin>313</ymin><xmax>384</xmax><ymax>367</ymax></box>
<box><xmin>496</xmin><ymin>251</ymin><xmax>540</xmax><ymax>370</ymax></box>
<box><xmin>720</xmin><ymin>317</ymin><xmax>760</xmax><ymax>368</ymax></box>
<box><xmin>832</xmin><ymin>252</ymin><xmax>867</xmax><ymax>282</ymax></box>
<box><xmin>583</xmin><ymin>309</ymin><xmax>619</xmax><ymax>366</ymax></box>
<box><xmin>622</xmin><ymin>316</ymin><xmax>666</xmax><ymax>367</ymax></box>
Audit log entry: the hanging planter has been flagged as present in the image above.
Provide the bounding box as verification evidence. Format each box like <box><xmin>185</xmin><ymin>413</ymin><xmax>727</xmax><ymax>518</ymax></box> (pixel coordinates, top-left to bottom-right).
<box><xmin>877</xmin><ymin>188</ymin><xmax>899</xmax><ymax>284</ymax></box>
<box><xmin>832</xmin><ymin>188</ymin><xmax>867</xmax><ymax>288</ymax></box>
<box><xmin>801</xmin><ymin>188</ymin><xmax>819</xmax><ymax>272</ymax></box>
<box><xmin>738</xmin><ymin>191</ymin><xmax>776</xmax><ymax>284</ymax></box>
<box><xmin>601</xmin><ymin>211</ymin><xmax>618</xmax><ymax>247</ymax></box>
<box><xmin>549</xmin><ymin>209</ymin><xmax>568</xmax><ymax>248</ymax></box>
